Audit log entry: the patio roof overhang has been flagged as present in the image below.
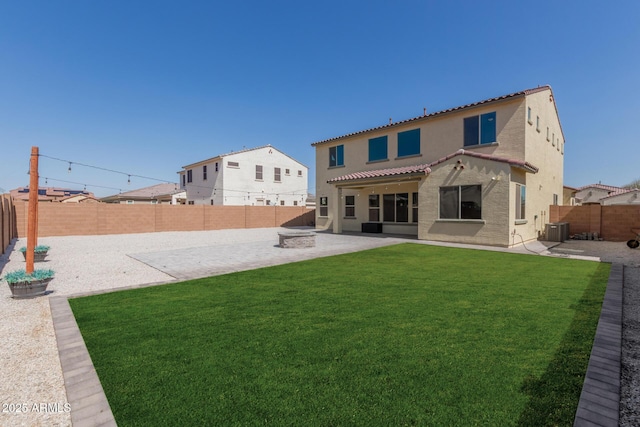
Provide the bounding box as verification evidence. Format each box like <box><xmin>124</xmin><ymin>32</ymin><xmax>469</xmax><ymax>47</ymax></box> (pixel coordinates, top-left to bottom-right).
<box><xmin>327</xmin><ymin>149</ymin><xmax>538</xmax><ymax>188</ymax></box>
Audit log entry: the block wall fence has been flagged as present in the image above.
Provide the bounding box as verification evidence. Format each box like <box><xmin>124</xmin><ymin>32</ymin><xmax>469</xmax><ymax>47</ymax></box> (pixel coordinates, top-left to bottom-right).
<box><xmin>13</xmin><ymin>202</ymin><xmax>315</xmax><ymax>238</ymax></box>
<box><xmin>549</xmin><ymin>204</ymin><xmax>640</xmax><ymax>241</ymax></box>
<box><xmin>1</xmin><ymin>194</ymin><xmax>18</xmax><ymax>254</ymax></box>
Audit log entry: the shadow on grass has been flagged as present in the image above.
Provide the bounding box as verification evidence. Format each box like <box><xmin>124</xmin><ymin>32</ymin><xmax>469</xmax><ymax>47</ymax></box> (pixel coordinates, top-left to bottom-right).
<box><xmin>516</xmin><ymin>262</ymin><xmax>611</xmax><ymax>426</ymax></box>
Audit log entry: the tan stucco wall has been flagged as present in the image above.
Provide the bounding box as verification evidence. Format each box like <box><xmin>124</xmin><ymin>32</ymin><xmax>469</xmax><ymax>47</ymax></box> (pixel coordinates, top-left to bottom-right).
<box><xmin>418</xmin><ymin>157</ymin><xmax>512</xmax><ymax>246</ymax></box>
<box><xmin>314</xmin><ymin>88</ymin><xmax>564</xmax><ymax>247</ymax></box>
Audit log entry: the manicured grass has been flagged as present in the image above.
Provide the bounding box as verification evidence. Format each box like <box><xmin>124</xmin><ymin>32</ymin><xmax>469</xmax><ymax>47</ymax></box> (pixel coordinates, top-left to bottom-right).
<box><xmin>69</xmin><ymin>243</ymin><xmax>610</xmax><ymax>426</ymax></box>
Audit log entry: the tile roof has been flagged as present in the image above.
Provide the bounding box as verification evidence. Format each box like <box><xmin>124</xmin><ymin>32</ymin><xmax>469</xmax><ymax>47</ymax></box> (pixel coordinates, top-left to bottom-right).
<box><xmin>312</xmin><ymin>86</ymin><xmax>553</xmax><ymax>146</ymax></box>
<box><xmin>102</xmin><ymin>183</ymin><xmax>183</xmax><ymax>199</ymax></box>
<box><xmin>327</xmin><ymin>149</ymin><xmax>538</xmax><ymax>184</ymax></box>
<box><xmin>180</xmin><ymin>144</ymin><xmax>308</xmax><ymax>170</ymax></box>
<box><xmin>576</xmin><ymin>183</ymin><xmax>626</xmax><ymax>192</ymax></box>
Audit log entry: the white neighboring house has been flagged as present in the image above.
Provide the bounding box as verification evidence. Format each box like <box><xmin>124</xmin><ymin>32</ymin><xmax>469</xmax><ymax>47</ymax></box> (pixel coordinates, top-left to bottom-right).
<box><xmin>178</xmin><ymin>145</ymin><xmax>308</xmax><ymax>206</ymax></box>
<box><xmin>574</xmin><ymin>183</ymin><xmax>627</xmax><ymax>205</ymax></box>
<box><xmin>101</xmin><ymin>183</ymin><xmax>186</xmax><ymax>204</ymax></box>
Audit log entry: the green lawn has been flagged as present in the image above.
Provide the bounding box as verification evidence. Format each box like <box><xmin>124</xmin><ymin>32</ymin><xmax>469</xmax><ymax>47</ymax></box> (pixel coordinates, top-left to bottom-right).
<box><xmin>69</xmin><ymin>243</ymin><xmax>610</xmax><ymax>426</ymax></box>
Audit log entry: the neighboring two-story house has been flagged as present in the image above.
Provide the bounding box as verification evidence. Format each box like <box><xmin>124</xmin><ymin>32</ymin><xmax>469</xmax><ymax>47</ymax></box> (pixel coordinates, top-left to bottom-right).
<box><xmin>178</xmin><ymin>145</ymin><xmax>308</xmax><ymax>206</ymax></box>
<box><xmin>312</xmin><ymin>86</ymin><xmax>564</xmax><ymax>247</ymax></box>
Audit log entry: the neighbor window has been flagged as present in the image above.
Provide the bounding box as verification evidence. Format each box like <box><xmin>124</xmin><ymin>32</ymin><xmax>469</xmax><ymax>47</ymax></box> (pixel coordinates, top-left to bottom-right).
<box><xmin>274</xmin><ymin>167</ymin><xmax>281</xmax><ymax>182</ymax></box>
<box><xmin>439</xmin><ymin>185</ymin><xmax>482</xmax><ymax>219</ymax></box>
<box><xmin>182</xmin><ymin>174</ymin><xmax>186</xmax><ymax>187</ymax></box>
<box><xmin>536</xmin><ymin>116</ymin><xmax>540</xmax><ymax>132</ymax></box>
<box><xmin>215</xmin><ymin>162</ymin><xmax>219</xmax><ymax>172</ymax></box>
<box><xmin>319</xmin><ymin>197</ymin><xmax>328</xmax><ymax>217</ymax></box>
<box><xmin>293</xmin><ymin>201</ymin><xmax>298</xmax><ymax>206</ymax></box>
<box><xmin>383</xmin><ymin>193</ymin><xmax>408</xmax><ymax>223</ymax></box>
<box><xmin>412</xmin><ymin>192</ymin><xmax>418</xmax><ymax>223</ymax></box>
<box><xmin>203</xmin><ymin>165</ymin><xmax>207</xmax><ymax>180</ymax></box>
<box><xmin>280</xmin><ymin>200</ymin><xmax>285</xmax><ymax>206</ymax></box>
<box><xmin>329</xmin><ymin>145</ymin><xmax>344</xmax><ymax>167</ymax></box>
<box><xmin>369</xmin><ymin>195</ymin><xmax>380</xmax><ymax>221</ymax></box>
<box><xmin>464</xmin><ymin>112</ymin><xmax>496</xmax><ymax>146</ymax></box>
<box><xmin>285</xmin><ymin>168</ymin><xmax>290</xmax><ymax>175</ymax></box>
<box><xmin>546</xmin><ymin>127</ymin><xmax>550</xmax><ymax>141</ymax></box>
<box><xmin>255</xmin><ymin>165</ymin><xmax>263</xmax><ymax>180</ymax></box>
<box><xmin>228</xmin><ymin>161</ymin><xmax>239</xmax><ymax>168</ymax></box>
<box><xmin>345</xmin><ymin>195</ymin><xmax>355</xmax><ymax>217</ymax></box>
<box><xmin>398</xmin><ymin>129</ymin><xmax>420</xmax><ymax>157</ymax></box>
<box><xmin>298</xmin><ymin>170</ymin><xmax>303</xmax><ymax>176</ymax></box>
<box><xmin>368</xmin><ymin>136</ymin><xmax>388</xmax><ymax>162</ymax></box>
<box><xmin>187</xmin><ymin>169</ymin><xmax>193</xmax><ymax>183</ymax></box>
<box><xmin>527</xmin><ymin>107</ymin><xmax>533</xmax><ymax>124</ymax></box>
<box><xmin>515</xmin><ymin>184</ymin><xmax>526</xmax><ymax>220</ymax></box>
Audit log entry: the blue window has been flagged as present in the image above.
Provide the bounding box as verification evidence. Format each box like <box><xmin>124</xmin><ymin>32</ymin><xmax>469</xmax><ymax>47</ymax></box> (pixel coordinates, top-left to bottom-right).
<box><xmin>368</xmin><ymin>136</ymin><xmax>388</xmax><ymax>162</ymax></box>
<box><xmin>397</xmin><ymin>129</ymin><xmax>420</xmax><ymax>157</ymax></box>
<box><xmin>329</xmin><ymin>145</ymin><xmax>344</xmax><ymax>167</ymax></box>
<box><xmin>464</xmin><ymin>112</ymin><xmax>496</xmax><ymax>146</ymax></box>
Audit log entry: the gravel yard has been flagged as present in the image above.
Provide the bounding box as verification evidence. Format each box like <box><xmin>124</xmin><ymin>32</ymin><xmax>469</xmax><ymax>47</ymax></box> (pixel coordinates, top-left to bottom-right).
<box><xmin>0</xmin><ymin>232</ymin><xmax>637</xmax><ymax>426</ymax></box>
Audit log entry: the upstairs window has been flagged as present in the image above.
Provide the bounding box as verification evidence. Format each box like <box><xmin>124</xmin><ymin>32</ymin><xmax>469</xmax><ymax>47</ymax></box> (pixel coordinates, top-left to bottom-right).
<box><xmin>368</xmin><ymin>136</ymin><xmax>388</xmax><ymax>162</ymax></box>
<box><xmin>215</xmin><ymin>162</ymin><xmax>219</xmax><ymax>172</ymax></box>
<box><xmin>527</xmin><ymin>107</ymin><xmax>533</xmax><ymax>125</ymax></box>
<box><xmin>182</xmin><ymin>174</ymin><xmax>186</xmax><ymax>187</ymax></box>
<box><xmin>329</xmin><ymin>145</ymin><xmax>344</xmax><ymax>167</ymax></box>
<box><xmin>285</xmin><ymin>168</ymin><xmax>290</xmax><ymax>175</ymax></box>
<box><xmin>255</xmin><ymin>165</ymin><xmax>263</xmax><ymax>180</ymax></box>
<box><xmin>398</xmin><ymin>129</ymin><xmax>420</xmax><ymax>157</ymax></box>
<box><xmin>274</xmin><ymin>167</ymin><xmax>281</xmax><ymax>182</ymax></box>
<box><xmin>187</xmin><ymin>169</ymin><xmax>193</xmax><ymax>183</ymax></box>
<box><xmin>464</xmin><ymin>112</ymin><xmax>496</xmax><ymax>146</ymax></box>
<box><xmin>228</xmin><ymin>161</ymin><xmax>239</xmax><ymax>168</ymax></box>
<box><xmin>298</xmin><ymin>170</ymin><xmax>303</xmax><ymax>177</ymax></box>
<box><xmin>203</xmin><ymin>165</ymin><xmax>207</xmax><ymax>181</ymax></box>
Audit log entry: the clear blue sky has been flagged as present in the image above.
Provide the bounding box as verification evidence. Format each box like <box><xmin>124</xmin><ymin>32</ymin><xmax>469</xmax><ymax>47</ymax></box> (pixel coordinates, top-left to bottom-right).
<box><xmin>1</xmin><ymin>1</ymin><xmax>638</xmax><ymax>197</ymax></box>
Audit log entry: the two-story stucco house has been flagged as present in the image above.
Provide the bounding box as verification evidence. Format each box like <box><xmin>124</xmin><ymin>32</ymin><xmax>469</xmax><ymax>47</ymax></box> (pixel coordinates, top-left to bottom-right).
<box><xmin>312</xmin><ymin>86</ymin><xmax>564</xmax><ymax>247</ymax></box>
<box><xmin>178</xmin><ymin>145</ymin><xmax>308</xmax><ymax>206</ymax></box>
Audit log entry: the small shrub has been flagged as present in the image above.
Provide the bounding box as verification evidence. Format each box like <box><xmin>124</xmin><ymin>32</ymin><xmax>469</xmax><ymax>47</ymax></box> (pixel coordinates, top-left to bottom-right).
<box><xmin>3</xmin><ymin>269</ymin><xmax>55</xmax><ymax>284</ymax></box>
<box><xmin>19</xmin><ymin>245</ymin><xmax>51</xmax><ymax>254</ymax></box>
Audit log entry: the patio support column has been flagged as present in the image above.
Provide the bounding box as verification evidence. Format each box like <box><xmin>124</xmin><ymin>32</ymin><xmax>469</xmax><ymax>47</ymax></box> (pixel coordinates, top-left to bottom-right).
<box><xmin>332</xmin><ymin>187</ymin><xmax>342</xmax><ymax>234</ymax></box>
<box><xmin>26</xmin><ymin>146</ymin><xmax>39</xmax><ymax>274</ymax></box>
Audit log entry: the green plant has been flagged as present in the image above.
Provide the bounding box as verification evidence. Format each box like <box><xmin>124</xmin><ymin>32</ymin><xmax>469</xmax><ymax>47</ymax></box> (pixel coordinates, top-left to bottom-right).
<box><xmin>71</xmin><ymin>244</ymin><xmax>609</xmax><ymax>426</ymax></box>
<box><xmin>19</xmin><ymin>245</ymin><xmax>50</xmax><ymax>254</ymax></box>
<box><xmin>3</xmin><ymin>268</ymin><xmax>55</xmax><ymax>284</ymax></box>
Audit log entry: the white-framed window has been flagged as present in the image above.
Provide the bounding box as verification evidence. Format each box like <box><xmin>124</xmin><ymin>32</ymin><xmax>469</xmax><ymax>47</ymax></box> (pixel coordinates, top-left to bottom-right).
<box><xmin>285</xmin><ymin>168</ymin><xmax>290</xmax><ymax>175</ymax></box>
<box><xmin>527</xmin><ymin>107</ymin><xmax>533</xmax><ymax>125</ymax></box>
<box><xmin>345</xmin><ymin>195</ymin><xmax>355</xmax><ymax>217</ymax></box>
<box><xmin>515</xmin><ymin>184</ymin><xmax>526</xmax><ymax>220</ymax></box>
<box><xmin>228</xmin><ymin>161</ymin><xmax>239</xmax><ymax>168</ymax></box>
<box><xmin>319</xmin><ymin>197</ymin><xmax>328</xmax><ymax>217</ymax></box>
<box><xmin>298</xmin><ymin>170</ymin><xmax>303</xmax><ymax>177</ymax></box>
<box><xmin>383</xmin><ymin>193</ymin><xmax>409</xmax><ymax>223</ymax></box>
<box><xmin>439</xmin><ymin>185</ymin><xmax>482</xmax><ymax>219</ymax></box>
<box><xmin>182</xmin><ymin>174</ymin><xmax>186</xmax><ymax>187</ymax></box>
<box><xmin>274</xmin><ymin>167</ymin><xmax>281</xmax><ymax>182</ymax></box>
<box><xmin>293</xmin><ymin>200</ymin><xmax>298</xmax><ymax>206</ymax></box>
<box><xmin>187</xmin><ymin>169</ymin><xmax>193</xmax><ymax>183</ymax></box>
<box><xmin>369</xmin><ymin>194</ymin><xmax>380</xmax><ymax>221</ymax></box>
<box><xmin>255</xmin><ymin>165</ymin><xmax>263</xmax><ymax>180</ymax></box>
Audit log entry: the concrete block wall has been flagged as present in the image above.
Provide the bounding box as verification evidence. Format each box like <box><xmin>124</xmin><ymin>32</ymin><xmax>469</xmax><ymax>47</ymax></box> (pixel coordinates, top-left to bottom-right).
<box><xmin>13</xmin><ymin>201</ymin><xmax>315</xmax><ymax>237</ymax></box>
<box><xmin>549</xmin><ymin>204</ymin><xmax>640</xmax><ymax>241</ymax></box>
